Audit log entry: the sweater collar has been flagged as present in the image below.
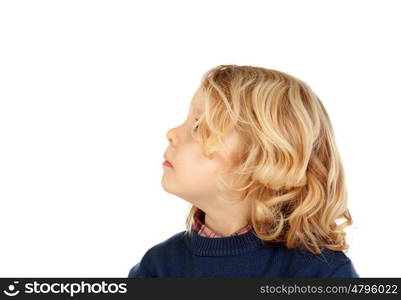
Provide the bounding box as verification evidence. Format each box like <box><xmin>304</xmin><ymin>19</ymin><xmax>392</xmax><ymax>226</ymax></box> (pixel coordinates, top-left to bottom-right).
<box><xmin>184</xmin><ymin>223</ymin><xmax>263</xmax><ymax>257</ymax></box>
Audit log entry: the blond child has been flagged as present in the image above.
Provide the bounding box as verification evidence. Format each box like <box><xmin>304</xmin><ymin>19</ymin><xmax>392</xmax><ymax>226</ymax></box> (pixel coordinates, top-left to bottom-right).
<box><xmin>128</xmin><ymin>64</ymin><xmax>358</xmax><ymax>278</ymax></box>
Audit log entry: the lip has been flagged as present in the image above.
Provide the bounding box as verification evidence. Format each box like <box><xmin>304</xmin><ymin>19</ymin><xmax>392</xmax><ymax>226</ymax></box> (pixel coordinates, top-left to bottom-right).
<box><xmin>163</xmin><ymin>154</ymin><xmax>174</xmax><ymax>168</ymax></box>
<box><xmin>163</xmin><ymin>160</ymin><xmax>174</xmax><ymax>168</ymax></box>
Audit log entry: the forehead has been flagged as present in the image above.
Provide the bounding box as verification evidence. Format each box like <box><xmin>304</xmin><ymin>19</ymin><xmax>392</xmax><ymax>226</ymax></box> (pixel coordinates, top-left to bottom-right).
<box><xmin>190</xmin><ymin>89</ymin><xmax>204</xmax><ymax>114</ymax></box>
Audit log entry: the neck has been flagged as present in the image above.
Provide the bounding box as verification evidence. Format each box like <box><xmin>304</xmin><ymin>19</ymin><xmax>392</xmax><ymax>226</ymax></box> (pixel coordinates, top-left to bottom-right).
<box><xmin>204</xmin><ymin>212</ymin><xmax>250</xmax><ymax>236</ymax></box>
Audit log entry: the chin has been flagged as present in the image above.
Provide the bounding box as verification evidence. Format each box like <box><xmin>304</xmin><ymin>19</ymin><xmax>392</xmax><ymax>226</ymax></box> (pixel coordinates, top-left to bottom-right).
<box><xmin>161</xmin><ymin>176</ymin><xmax>176</xmax><ymax>194</ymax></box>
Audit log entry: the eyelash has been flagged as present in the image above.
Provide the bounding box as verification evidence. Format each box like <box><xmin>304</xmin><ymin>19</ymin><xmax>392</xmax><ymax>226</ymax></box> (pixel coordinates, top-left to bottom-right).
<box><xmin>193</xmin><ymin>118</ymin><xmax>199</xmax><ymax>131</ymax></box>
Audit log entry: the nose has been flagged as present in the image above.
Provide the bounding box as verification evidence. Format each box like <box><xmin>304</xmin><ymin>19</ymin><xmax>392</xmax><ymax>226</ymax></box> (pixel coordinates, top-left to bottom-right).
<box><xmin>167</xmin><ymin>128</ymin><xmax>177</xmax><ymax>145</ymax></box>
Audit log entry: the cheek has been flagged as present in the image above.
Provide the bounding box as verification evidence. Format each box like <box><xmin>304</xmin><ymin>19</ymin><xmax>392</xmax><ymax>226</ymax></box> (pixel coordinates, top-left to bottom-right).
<box><xmin>180</xmin><ymin>154</ymin><xmax>217</xmax><ymax>184</ymax></box>
<box><xmin>174</xmin><ymin>146</ymin><xmax>220</xmax><ymax>189</ymax></box>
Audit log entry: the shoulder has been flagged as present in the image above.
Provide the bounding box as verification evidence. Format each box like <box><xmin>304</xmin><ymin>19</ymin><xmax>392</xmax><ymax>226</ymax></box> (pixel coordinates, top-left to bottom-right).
<box><xmin>128</xmin><ymin>231</ymin><xmax>186</xmax><ymax>278</ymax></box>
<box><xmin>128</xmin><ymin>230</ymin><xmax>188</xmax><ymax>277</ymax></box>
<box><xmin>146</xmin><ymin>230</ymin><xmax>188</xmax><ymax>255</ymax></box>
<box><xmin>283</xmin><ymin>247</ymin><xmax>359</xmax><ymax>277</ymax></box>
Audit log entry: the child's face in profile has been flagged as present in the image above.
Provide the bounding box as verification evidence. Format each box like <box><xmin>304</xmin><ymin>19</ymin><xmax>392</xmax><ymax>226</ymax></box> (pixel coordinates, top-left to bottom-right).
<box><xmin>162</xmin><ymin>88</ymin><xmax>242</xmax><ymax>211</ymax></box>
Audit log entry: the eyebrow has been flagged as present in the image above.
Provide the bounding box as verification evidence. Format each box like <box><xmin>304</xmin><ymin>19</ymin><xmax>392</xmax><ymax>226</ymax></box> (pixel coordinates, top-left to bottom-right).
<box><xmin>190</xmin><ymin>105</ymin><xmax>202</xmax><ymax>116</ymax></box>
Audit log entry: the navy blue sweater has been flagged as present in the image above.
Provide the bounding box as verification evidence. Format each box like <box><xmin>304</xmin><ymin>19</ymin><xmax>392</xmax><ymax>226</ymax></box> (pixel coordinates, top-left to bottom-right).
<box><xmin>128</xmin><ymin>228</ymin><xmax>359</xmax><ymax>278</ymax></box>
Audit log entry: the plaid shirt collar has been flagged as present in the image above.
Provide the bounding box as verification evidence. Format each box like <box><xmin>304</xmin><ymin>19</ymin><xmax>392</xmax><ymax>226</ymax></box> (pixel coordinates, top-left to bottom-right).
<box><xmin>192</xmin><ymin>209</ymin><xmax>253</xmax><ymax>238</ymax></box>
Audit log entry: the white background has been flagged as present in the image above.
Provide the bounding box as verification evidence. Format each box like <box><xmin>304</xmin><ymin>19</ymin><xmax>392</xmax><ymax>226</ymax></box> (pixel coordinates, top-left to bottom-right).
<box><xmin>0</xmin><ymin>0</ymin><xmax>400</xmax><ymax>277</ymax></box>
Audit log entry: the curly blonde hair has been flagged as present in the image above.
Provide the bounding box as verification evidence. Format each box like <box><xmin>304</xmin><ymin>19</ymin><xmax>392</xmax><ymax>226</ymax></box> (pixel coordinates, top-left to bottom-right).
<box><xmin>184</xmin><ymin>64</ymin><xmax>353</xmax><ymax>255</ymax></box>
